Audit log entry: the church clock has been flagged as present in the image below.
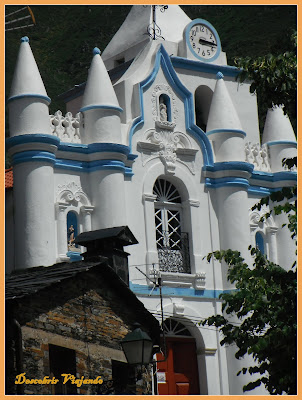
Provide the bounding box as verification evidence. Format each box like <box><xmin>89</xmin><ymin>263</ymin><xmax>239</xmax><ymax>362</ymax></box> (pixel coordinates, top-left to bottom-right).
<box><xmin>185</xmin><ymin>19</ymin><xmax>221</xmax><ymax>62</ymax></box>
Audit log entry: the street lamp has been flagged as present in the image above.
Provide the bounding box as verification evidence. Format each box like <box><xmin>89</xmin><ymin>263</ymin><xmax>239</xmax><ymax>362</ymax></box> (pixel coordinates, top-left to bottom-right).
<box><xmin>121</xmin><ymin>325</ymin><xmax>153</xmax><ymax>365</ymax></box>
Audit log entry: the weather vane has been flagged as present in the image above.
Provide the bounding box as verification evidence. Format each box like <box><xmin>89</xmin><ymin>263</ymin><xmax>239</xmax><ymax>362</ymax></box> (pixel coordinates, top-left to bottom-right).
<box><xmin>145</xmin><ymin>5</ymin><xmax>168</xmax><ymax>40</ymax></box>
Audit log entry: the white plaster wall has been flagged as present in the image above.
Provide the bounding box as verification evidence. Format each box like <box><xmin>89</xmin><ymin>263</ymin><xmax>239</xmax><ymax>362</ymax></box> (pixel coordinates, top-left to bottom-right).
<box><xmin>13</xmin><ymin>162</ymin><xmax>56</xmax><ymax>269</ymax></box>
<box><xmin>9</xmin><ymin>99</ymin><xmax>51</xmax><ymax>137</ymax></box>
<box><xmin>175</xmin><ymin>71</ymin><xmax>260</xmax><ymax>143</ymax></box>
<box><xmin>90</xmin><ymin>170</ymin><xmax>127</xmax><ymax>230</ymax></box>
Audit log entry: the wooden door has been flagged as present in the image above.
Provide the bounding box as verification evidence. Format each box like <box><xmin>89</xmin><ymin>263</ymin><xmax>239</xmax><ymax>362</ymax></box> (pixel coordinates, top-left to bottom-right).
<box><xmin>157</xmin><ymin>337</ymin><xmax>200</xmax><ymax>395</ymax></box>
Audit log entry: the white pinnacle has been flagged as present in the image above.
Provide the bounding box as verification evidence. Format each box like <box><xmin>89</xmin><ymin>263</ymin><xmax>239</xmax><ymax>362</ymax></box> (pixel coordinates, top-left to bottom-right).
<box><xmin>9</xmin><ymin>36</ymin><xmax>49</xmax><ymax>102</ymax></box>
<box><xmin>206</xmin><ymin>73</ymin><xmax>243</xmax><ymax>132</ymax></box>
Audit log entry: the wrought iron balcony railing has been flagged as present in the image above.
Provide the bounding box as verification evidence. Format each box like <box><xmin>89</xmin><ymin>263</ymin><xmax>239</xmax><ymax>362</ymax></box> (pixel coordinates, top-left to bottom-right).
<box><xmin>156</xmin><ymin>231</ymin><xmax>190</xmax><ymax>273</ymax></box>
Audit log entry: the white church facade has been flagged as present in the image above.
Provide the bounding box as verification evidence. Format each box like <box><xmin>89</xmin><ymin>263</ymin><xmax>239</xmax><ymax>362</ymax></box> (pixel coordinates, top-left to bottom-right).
<box><xmin>6</xmin><ymin>6</ymin><xmax>297</xmax><ymax>395</ymax></box>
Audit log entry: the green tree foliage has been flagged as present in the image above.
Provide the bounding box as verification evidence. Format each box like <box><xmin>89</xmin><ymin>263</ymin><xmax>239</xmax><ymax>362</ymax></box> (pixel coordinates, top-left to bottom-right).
<box><xmin>234</xmin><ymin>31</ymin><xmax>297</xmax><ymax>133</ymax></box>
<box><xmin>202</xmin><ymin>187</ymin><xmax>297</xmax><ymax>394</ymax></box>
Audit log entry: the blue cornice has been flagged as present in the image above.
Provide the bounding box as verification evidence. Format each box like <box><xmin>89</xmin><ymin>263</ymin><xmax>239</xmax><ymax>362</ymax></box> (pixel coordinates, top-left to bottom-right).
<box><xmin>171</xmin><ymin>56</ymin><xmax>240</xmax><ymax>78</ymax></box>
<box><xmin>79</xmin><ymin>104</ymin><xmax>123</xmax><ymax>113</ymax></box>
<box><xmin>206</xmin><ymin>128</ymin><xmax>246</xmax><ymax>137</ymax></box>
<box><xmin>251</xmin><ymin>170</ymin><xmax>297</xmax><ymax>182</ymax></box>
<box><xmin>6</xmin><ymin>134</ymin><xmax>60</xmax><ymax>149</ymax></box>
<box><xmin>128</xmin><ymin>44</ymin><xmax>214</xmax><ymax>166</ymax></box>
<box><xmin>265</xmin><ymin>140</ymin><xmax>297</xmax><ymax>147</ymax></box>
<box><xmin>205</xmin><ymin>176</ymin><xmax>250</xmax><ymax>189</ymax></box>
<box><xmin>204</xmin><ymin>162</ymin><xmax>254</xmax><ymax>174</ymax></box>
<box><xmin>55</xmin><ymin>159</ymin><xmax>127</xmax><ymax>173</ymax></box>
<box><xmin>58</xmin><ymin>142</ymin><xmax>131</xmax><ymax>156</ymax></box>
<box><xmin>12</xmin><ymin>150</ymin><xmax>56</xmax><ymax>165</ymax></box>
<box><xmin>7</xmin><ymin>93</ymin><xmax>51</xmax><ymax>104</ymax></box>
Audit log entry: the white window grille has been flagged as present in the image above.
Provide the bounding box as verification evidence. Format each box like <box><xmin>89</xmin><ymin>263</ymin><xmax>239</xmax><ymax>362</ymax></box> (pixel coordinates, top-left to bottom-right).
<box><xmin>153</xmin><ymin>179</ymin><xmax>190</xmax><ymax>273</ymax></box>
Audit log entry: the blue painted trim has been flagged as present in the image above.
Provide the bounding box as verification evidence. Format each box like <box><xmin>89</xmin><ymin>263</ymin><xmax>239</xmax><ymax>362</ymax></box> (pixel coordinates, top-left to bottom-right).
<box><xmin>6</xmin><ymin>134</ymin><xmax>60</xmax><ymax>149</ymax></box>
<box><xmin>185</xmin><ymin>19</ymin><xmax>221</xmax><ymax>63</ymax></box>
<box><xmin>130</xmin><ymin>282</ymin><xmax>224</xmax><ymax>299</ymax></box>
<box><xmin>55</xmin><ymin>159</ymin><xmax>127</xmax><ymax>173</ymax></box>
<box><xmin>7</xmin><ymin>93</ymin><xmax>51</xmax><ymax>104</ymax></box>
<box><xmin>248</xmin><ymin>186</ymin><xmax>283</xmax><ymax>196</ymax></box>
<box><xmin>66</xmin><ymin>251</ymin><xmax>83</xmax><ymax>262</ymax></box>
<box><xmin>171</xmin><ymin>56</ymin><xmax>240</xmax><ymax>78</ymax></box>
<box><xmin>128</xmin><ymin>44</ymin><xmax>214</xmax><ymax>166</ymax></box>
<box><xmin>206</xmin><ymin>128</ymin><xmax>246</xmax><ymax>137</ymax></box>
<box><xmin>12</xmin><ymin>150</ymin><xmax>56</xmax><ymax>165</ymax></box>
<box><xmin>127</xmin><ymin>154</ymin><xmax>138</xmax><ymax>161</ymax></box>
<box><xmin>251</xmin><ymin>170</ymin><xmax>297</xmax><ymax>183</ymax></box>
<box><xmin>205</xmin><ymin>176</ymin><xmax>250</xmax><ymax>189</ymax></box>
<box><xmin>204</xmin><ymin>162</ymin><xmax>254</xmax><ymax>174</ymax></box>
<box><xmin>58</xmin><ymin>142</ymin><xmax>131</xmax><ymax>156</ymax></box>
<box><xmin>79</xmin><ymin>104</ymin><xmax>123</xmax><ymax>113</ymax></box>
<box><xmin>265</xmin><ymin>140</ymin><xmax>297</xmax><ymax>147</ymax></box>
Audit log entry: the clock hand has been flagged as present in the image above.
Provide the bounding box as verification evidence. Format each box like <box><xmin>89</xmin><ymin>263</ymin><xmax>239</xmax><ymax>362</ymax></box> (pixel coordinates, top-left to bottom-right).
<box><xmin>198</xmin><ymin>38</ymin><xmax>217</xmax><ymax>47</ymax></box>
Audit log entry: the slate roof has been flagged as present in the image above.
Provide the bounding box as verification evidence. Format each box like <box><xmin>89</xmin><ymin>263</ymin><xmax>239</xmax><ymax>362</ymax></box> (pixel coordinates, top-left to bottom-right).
<box><xmin>5</xmin><ymin>259</ymin><xmax>160</xmax><ymax>341</ymax></box>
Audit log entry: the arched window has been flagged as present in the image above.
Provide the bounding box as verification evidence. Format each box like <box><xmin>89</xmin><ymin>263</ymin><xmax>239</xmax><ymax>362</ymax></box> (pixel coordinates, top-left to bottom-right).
<box><xmin>195</xmin><ymin>85</ymin><xmax>213</xmax><ymax>131</ymax></box>
<box><xmin>255</xmin><ymin>231</ymin><xmax>265</xmax><ymax>255</ymax></box>
<box><xmin>67</xmin><ymin>211</ymin><xmax>78</xmax><ymax>250</ymax></box>
<box><xmin>163</xmin><ymin>318</ymin><xmax>192</xmax><ymax>337</ymax></box>
<box><xmin>159</xmin><ymin>94</ymin><xmax>171</xmax><ymax>122</ymax></box>
<box><xmin>153</xmin><ymin>178</ymin><xmax>190</xmax><ymax>273</ymax></box>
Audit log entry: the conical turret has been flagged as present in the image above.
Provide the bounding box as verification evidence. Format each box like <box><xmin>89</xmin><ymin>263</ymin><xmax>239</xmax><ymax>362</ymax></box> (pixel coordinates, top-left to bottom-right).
<box><xmin>8</xmin><ymin>36</ymin><xmax>51</xmax><ymax>137</ymax></box>
<box><xmin>206</xmin><ymin>72</ymin><xmax>245</xmax><ymax>162</ymax></box>
<box><xmin>80</xmin><ymin>47</ymin><xmax>123</xmax><ymax>144</ymax></box>
<box><xmin>262</xmin><ymin>105</ymin><xmax>296</xmax><ymax>144</ymax></box>
<box><xmin>262</xmin><ymin>105</ymin><xmax>297</xmax><ymax>172</ymax></box>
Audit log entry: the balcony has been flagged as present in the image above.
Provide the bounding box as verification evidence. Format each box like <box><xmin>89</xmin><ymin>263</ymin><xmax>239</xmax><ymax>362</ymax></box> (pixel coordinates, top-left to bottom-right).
<box><xmin>156</xmin><ymin>231</ymin><xmax>190</xmax><ymax>274</ymax></box>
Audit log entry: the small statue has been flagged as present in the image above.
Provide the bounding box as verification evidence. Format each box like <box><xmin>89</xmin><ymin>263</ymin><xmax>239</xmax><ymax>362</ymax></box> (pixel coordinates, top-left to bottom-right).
<box><xmin>68</xmin><ymin>225</ymin><xmax>75</xmax><ymax>248</ymax></box>
<box><xmin>159</xmin><ymin>103</ymin><xmax>168</xmax><ymax>122</ymax></box>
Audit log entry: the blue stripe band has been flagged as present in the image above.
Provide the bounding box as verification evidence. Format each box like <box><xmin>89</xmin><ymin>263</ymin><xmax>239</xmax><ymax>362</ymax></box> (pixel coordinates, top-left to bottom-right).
<box><xmin>6</xmin><ymin>134</ymin><xmax>60</xmax><ymax>149</ymax></box>
<box><xmin>206</xmin><ymin>128</ymin><xmax>246</xmax><ymax>137</ymax></box>
<box><xmin>58</xmin><ymin>142</ymin><xmax>131</xmax><ymax>156</ymax></box>
<box><xmin>265</xmin><ymin>140</ymin><xmax>297</xmax><ymax>147</ymax></box>
<box><xmin>130</xmin><ymin>283</ymin><xmax>225</xmax><ymax>299</ymax></box>
<box><xmin>7</xmin><ymin>93</ymin><xmax>51</xmax><ymax>104</ymax></box>
<box><xmin>251</xmin><ymin>170</ymin><xmax>297</xmax><ymax>182</ymax></box>
<box><xmin>79</xmin><ymin>104</ymin><xmax>123</xmax><ymax>113</ymax></box>
<box><xmin>204</xmin><ymin>162</ymin><xmax>254</xmax><ymax>174</ymax></box>
<box><xmin>12</xmin><ymin>151</ymin><xmax>56</xmax><ymax>165</ymax></box>
<box><xmin>171</xmin><ymin>56</ymin><xmax>240</xmax><ymax>77</ymax></box>
<box><xmin>206</xmin><ymin>176</ymin><xmax>250</xmax><ymax>189</ymax></box>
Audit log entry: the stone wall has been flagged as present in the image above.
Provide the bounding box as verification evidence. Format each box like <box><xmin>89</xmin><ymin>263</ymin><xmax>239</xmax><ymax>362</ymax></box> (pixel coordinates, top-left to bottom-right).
<box><xmin>10</xmin><ymin>269</ymin><xmax>154</xmax><ymax>395</ymax></box>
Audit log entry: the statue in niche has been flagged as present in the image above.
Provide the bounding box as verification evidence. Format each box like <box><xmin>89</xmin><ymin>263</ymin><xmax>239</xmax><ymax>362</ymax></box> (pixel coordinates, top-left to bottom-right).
<box><xmin>159</xmin><ymin>102</ymin><xmax>168</xmax><ymax>122</ymax></box>
<box><xmin>68</xmin><ymin>225</ymin><xmax>75</xmax><ymax>249</ymax></box>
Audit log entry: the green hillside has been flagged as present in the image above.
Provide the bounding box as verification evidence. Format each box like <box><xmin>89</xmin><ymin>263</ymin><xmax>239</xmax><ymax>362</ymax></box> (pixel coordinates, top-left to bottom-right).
<box><xmin>5</xmin><ymin>5</ymin><xmax>296</xmax><ymax>119</ymax></box>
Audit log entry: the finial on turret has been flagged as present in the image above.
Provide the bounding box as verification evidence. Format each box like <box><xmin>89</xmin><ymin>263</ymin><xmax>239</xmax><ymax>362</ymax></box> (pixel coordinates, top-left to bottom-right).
<box><xmin>216</xmin><ymin>71</ymin><xmax>224</xmax><ymax>80</ymax></box>
<box><xmin>93</xmin><ymin>47</ymin><xmax>101</xmax><ymax>55</ymax></box>
<box><xmin>21</xmin><ymin>36</ymin><xmax>29</xmax><ymax>42</ymax></box>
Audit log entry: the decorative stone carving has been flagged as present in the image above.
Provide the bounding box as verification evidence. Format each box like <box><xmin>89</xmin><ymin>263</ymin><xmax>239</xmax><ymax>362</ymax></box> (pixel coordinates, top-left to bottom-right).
<box><xmin>194</xmin><ymin>272</ymin><xmax>206</xmax><ymax>290</ymax></box>
<box><xmin>245</xmin><ymin>142</ymin><xmax>270</xmax><ymax>171</ymax></box>
<box><xmin>151</xmin><ymin>84</ymin><xmax>178</xmax><ymax>123</ymax></box>
<box><xmin>50</xmin><ymin>110</ymin><xmax>81</xmax><ymax>143</ymax></box>
<box><xmin>137</xmin><ymin>129</ymin><xmax>198</xmax><ymax>175</ymax></box>
<box><xmin>56</xmin><ymin>182</ymin><xmax>91</xmax><ymax>206</ymax></box>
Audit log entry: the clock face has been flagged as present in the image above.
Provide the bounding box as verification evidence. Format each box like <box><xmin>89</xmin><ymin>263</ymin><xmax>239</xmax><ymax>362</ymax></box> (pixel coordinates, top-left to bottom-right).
<box><xmin>186</xmin><ymin>19</ymin><xmax>221</xmax><ymax>62</ymax></box>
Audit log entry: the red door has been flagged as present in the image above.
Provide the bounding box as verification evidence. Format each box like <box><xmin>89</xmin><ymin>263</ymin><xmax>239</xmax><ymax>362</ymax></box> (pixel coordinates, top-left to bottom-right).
<box><xmin>157</xmin><ymin>337</ymin><xmax>200</xmax><ymax>395</ymax></box>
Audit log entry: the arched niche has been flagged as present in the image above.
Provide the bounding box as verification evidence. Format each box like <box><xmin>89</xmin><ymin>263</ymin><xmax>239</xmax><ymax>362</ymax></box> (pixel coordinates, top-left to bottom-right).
<box><xmin>159</xmin><ymin>93</ymin><xmax>172</xmax><ymax>122</ymax></box>
<box><xmin>195</xmin><ymin>85</ymin><xmax>213</xmax><ymax>132</ymax></box>
<box><xmin>67</xmin><ymin>211</ymin><xmax>78</xmax><ymax>250</ymax></box>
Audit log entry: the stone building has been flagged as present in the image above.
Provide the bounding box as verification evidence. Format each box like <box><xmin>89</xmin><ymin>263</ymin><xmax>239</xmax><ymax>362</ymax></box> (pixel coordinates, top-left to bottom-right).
<box><xmin>6</xmin><ymin>5</ymin><xmax>296</xmax><ymax>395</ymax></box>
<box><xmin>5</xmin><ymin>227</ymin><xmax>160</xmax><ymax>395</ymax></box>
